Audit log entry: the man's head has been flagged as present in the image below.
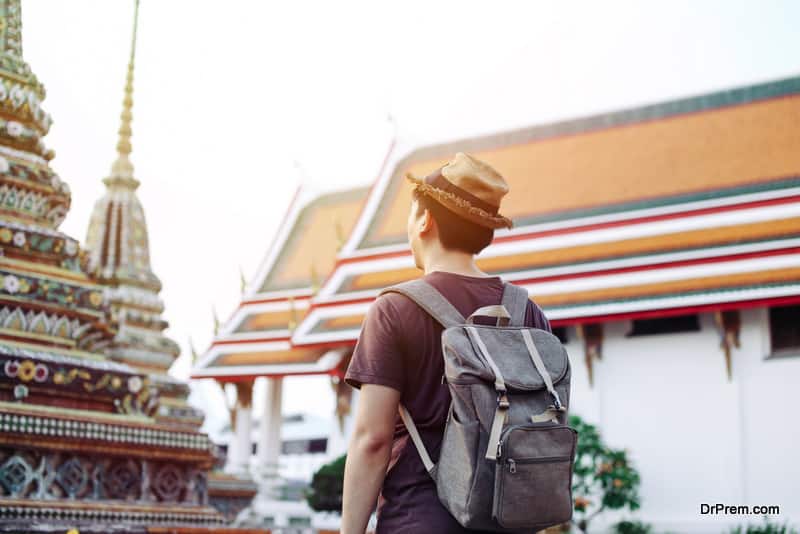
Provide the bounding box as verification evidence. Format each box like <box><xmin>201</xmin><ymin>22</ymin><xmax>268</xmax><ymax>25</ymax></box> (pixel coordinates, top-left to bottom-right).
<box><xmin>406</xmin><ymin>153</ymin><xmax>512</xmax><ymax>269</ymax></box>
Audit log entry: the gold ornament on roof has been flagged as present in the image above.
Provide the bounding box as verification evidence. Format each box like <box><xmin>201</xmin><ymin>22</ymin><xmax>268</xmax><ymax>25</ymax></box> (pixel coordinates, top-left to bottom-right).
<box><xmin>334</xmin><ymin>216</ymin><xmax>345</xmax><ymax>252</ymax></box>
<box><xmin>239</xmin><ymin>266</ymin><xmax>247</xmax><ymax>295</ymax></box>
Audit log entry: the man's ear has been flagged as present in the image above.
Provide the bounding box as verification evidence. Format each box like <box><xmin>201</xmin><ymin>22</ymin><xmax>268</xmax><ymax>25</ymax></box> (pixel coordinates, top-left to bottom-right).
<box><xmin>419</xmin><ymin>208</ymin><xmax>435</xmax><ymax>236</ymax></box>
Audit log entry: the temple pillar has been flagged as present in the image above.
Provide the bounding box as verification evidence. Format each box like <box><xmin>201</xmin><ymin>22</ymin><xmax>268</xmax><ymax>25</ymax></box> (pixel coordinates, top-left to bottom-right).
<box><xmin>226</xmin><ymin>380</ymin><xmax>254</xmax><ymax>476</ymax></box>
<box><xmin>257</xmin><ymin>376</ymin><xmax>283</xmax><ymax>491</ymax></box>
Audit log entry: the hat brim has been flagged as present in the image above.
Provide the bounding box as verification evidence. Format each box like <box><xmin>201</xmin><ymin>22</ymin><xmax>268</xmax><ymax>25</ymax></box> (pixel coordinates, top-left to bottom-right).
<box><xmin>406</xmin><ymin>173</ymin><xmax>513</xmax><ymax>230</ymax></box>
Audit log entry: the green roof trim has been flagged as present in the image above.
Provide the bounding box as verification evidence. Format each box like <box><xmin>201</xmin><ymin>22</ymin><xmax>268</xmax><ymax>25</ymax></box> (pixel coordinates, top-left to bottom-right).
<box><xmin>544</xmin><ymin>280</ymin><xmax>800</xmax><ymax>313</ymax></box>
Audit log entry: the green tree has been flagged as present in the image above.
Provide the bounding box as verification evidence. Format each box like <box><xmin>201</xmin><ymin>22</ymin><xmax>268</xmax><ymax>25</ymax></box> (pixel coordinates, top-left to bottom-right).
<box><xmin>569</xmin><ymin>414</ymin><xmax>644</xmax><ymax>533</ymax></box>
<box><xmin>612</xmin><ymin>519</ymin><xmax>652</xmax><ymax>534</ymax></box>
<box><xmin>729</xmin><ymin>518</ymin><xmax>798</xmax><ymax>534</ymax></box>
<box><xmin>305</xmin><ymin>454</ymin><xmax>347</xmax><ymax>512</ymax></box>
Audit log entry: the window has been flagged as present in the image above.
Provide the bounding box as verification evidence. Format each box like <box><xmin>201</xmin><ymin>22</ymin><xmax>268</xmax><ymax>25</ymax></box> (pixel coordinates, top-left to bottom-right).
<box><xmin>626</xmin><ymin>314</ymin><xmax>700</xmax><ymax>337</ymax></box>
<box><xmin>281</xmin><ymin>438</ymin><xmax>328</xmax><ymax>455</ymax></box>
<box><xmin>282</xmin><ymin>439</ymin><xmax>307</xmax><ymax>455</ymax></box>
<box><xmin>769</xmin><ymin>304</ymin><xmax>800</xmax><ymax>354</ymax></box>
<box><xmin>308</xmin><ymin>438</ymin><xmax>327</xmax><ymax>454</ymax></box>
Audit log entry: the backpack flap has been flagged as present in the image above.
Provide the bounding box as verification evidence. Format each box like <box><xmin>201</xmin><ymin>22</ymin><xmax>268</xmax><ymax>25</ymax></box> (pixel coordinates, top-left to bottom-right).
<box><xmin>442</xmin><ymin>326</ymin><xmax>569</xmax><ymax>392</ymax></box>
<box><xmin>445</xmin><ymin>325</ymin><xmax>570</xmax><ymax>464</ymax></box>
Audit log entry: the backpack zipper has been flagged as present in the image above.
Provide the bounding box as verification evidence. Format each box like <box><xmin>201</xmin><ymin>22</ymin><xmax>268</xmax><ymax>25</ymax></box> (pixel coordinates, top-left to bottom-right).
<box><xmin>507</xmin><ymin>455</ymin><xmax>572</xmax><ymax>473</ymax></box>
<box><xmin>497</xmin><ymin>422</ymin><xmax>574</xmax><ymax>460</ymax></box>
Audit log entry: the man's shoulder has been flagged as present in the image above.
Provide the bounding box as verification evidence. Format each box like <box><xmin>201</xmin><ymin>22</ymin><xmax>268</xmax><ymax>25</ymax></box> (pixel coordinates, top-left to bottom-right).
<box><xmin>367</xmin><ymin>289</ymin><xmax>420</xmax><ymax>320</ymax></box>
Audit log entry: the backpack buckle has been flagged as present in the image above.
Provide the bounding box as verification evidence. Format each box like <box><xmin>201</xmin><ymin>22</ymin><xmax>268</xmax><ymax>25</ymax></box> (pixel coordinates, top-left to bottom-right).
<box><xmin>497</xmin><ymin>392</ymin><xmax>510</xmax><ymax>409</ymax></box>
<box><xmin>551</xmin><ymin>391</ymin><xmax>564</xmax><ymax>411</ymax></box>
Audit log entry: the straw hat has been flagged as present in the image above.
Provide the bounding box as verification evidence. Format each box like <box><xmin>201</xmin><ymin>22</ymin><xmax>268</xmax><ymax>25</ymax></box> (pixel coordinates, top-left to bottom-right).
<box><xmin>406</xmin><ymin>152</ymin><xmax>513</xmax><ymax>229</ymax></box>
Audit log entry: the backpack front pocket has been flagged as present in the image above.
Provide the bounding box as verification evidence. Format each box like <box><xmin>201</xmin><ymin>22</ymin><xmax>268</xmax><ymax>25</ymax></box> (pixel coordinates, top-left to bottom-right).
<box><xmin>493</xmin><ymin>423</ymin><xmax>577</xmax><ymax>530</ymax></box>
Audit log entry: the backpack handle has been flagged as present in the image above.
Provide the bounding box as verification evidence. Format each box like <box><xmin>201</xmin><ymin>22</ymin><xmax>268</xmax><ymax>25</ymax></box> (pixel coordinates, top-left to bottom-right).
<box><xmin>466</xmin><ymin>305</ymin><xmax>511</xmax><ymax>326</ymax></box>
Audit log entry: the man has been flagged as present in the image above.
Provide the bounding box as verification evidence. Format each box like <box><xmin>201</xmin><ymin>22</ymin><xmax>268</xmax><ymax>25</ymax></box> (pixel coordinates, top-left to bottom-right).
<box><xmin>341</xmin><ymin>153</ymin><xmax>552</xmax><ymax>534</ymax></box>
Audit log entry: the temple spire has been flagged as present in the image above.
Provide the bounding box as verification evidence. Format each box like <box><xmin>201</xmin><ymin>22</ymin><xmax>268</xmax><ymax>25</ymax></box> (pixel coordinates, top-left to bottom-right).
<box><xmin>0</xmin><ymin>0</ymin><xmax>24</xmax><ymax>58</ymax></box>
<box><xmin>107</xmin><ymin>0</ymin><xmax>140</xmax><ymax>188</ymax></box>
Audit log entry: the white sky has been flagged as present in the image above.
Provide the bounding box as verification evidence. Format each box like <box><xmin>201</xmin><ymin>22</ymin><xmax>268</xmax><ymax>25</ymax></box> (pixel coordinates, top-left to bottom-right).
<box><xmin>19</xmin><ymin>0</ymin><xmax>800</xmax><ymax>437</ymax></box>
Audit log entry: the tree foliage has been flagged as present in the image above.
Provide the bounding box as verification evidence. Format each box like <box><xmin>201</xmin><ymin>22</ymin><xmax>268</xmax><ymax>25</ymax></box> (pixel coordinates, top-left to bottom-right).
<box><xmin>569</xmin><ymin>414</ymin><xmax>644</xmax><ymax>533</ymax></box>
<box><xmin>730</xmin><ymin>518</ymin><xmax>799</xmax><ymax>534</ymax></box>
<box><xmin>305</xmin><ymin>453</ymin><xmax>347</xmax><ymax>512</ymax></box>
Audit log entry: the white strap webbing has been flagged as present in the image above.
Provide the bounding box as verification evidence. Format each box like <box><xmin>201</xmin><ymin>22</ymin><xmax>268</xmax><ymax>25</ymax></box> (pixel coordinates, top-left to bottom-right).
<box><xmin>531</xmin><ymin>406</ymin><xmax>562</xmax><ymax>423</ymax></box>
<box><xmin>466</xmin><ymin>326</ymin><xmax>507</xmax><ymax>393</ymax></box>
<box><xmin>485</xmin><ymin>404</ymin><xmax>508</xmax><ymax>461</ymax></box>
<box><xmin>466</xmin><ymin>327</ymin><xmax>510</xmax><ymax>461</ymax></box>
<box><xmin>466</xmin><ymin>305</ymin><xmax>511</xmax><ymax>326</ymax></box>
<box><xmin>398</xmin><ymin>404</ymin><xmax>436</xmax><ymax>475</ymax></box>
<box><xmin>521</xmin><ymin>329</ymin><xmax>564</xmax><ymax>410</ymax></box>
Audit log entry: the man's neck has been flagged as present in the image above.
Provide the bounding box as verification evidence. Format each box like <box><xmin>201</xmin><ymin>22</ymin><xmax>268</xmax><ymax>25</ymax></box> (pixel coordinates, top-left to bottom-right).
<box><xmin>423</xmin><ymin>247</ymin><xmax>488</xmax><ymax>277</ymax></box>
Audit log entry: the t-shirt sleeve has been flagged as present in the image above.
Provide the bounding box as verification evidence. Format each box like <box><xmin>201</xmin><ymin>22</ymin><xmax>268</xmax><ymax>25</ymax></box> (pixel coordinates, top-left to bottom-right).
<box><xmin>344</xmin><ymin>294</ymin><xmax>406</xmax><ymax>393</ymax></box>
<box><xmin>525</xmin><ymin>300</ymin><xmax>552</xmax><ymax>333</ymax></box>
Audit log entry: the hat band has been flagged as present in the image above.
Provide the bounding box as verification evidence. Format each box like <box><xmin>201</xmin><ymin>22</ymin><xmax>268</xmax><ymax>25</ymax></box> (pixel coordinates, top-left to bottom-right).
<box><xmin>424</xmin><ymin>171</ymin><xmax>499</xmax><ymax>215</ymax></box>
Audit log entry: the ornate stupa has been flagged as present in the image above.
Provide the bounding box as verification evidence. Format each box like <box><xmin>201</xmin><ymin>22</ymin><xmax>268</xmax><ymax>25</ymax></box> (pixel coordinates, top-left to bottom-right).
<box><xmin>83</xmin><ymin>0</ymin><xmax>201</xmax><ymax>431</ymax></box>
<box><xmin>0</xmin><ymin>1</ymin><xmax>258</xmax><ymax>531</ymax></box>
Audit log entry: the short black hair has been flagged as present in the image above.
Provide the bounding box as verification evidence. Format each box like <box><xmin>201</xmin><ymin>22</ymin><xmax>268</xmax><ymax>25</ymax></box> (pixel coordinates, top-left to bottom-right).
<box><xmin>413</xmin><ymin>189</ymin><xmax>494</xmax><ymax>254</ymax></box>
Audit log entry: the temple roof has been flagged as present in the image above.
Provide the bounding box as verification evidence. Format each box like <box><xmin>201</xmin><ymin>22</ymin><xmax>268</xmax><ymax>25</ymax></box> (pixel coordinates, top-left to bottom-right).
<box><xmin>289</xmin><ymin>74</ymin><xmax>800</xmax><ymax>345</ymax></box>
<box><xmin>191</xmin><ymin>186</ymin><xmax>368</xmax><ymax>380</ymax></box>
<box><xmin>350</xmin><ymin>76</ymin><xmax>800</xmax><ymax>253</ymax></box>
<box><xmin>195</xmin><ymin>73</ymin><xmax>800</xmax><ymax>378</ymax></box>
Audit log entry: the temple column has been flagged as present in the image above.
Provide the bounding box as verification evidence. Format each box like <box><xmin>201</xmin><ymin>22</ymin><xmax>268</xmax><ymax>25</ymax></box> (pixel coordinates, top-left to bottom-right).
<box><xmin>257</xmin><ymin>376</ymin><xmax>283</xmax><ymax>492</ymax></box>
<box><xmin>226</xmin><ymin>380</ymin><xmax>254</xmax><ymax>476</ymax></box>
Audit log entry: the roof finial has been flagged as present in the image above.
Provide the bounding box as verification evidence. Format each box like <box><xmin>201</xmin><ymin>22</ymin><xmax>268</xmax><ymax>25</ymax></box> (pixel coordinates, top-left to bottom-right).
<box><xmin>107</xmin><ymin>0</ymin><xmax>140</xmax><ymax>188</ymax></box>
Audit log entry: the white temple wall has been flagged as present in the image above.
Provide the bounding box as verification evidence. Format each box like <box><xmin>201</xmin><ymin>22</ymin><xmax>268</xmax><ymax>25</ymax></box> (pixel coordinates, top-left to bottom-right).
<box><xmin>737</xmin><ymin>308</ymin><xmax>800</xmax><ymax>521</ymax></box>
<box><xmin>566</xmin><ymin>309</ymin><xmax>800</xmax><ymax>532</ymax></box>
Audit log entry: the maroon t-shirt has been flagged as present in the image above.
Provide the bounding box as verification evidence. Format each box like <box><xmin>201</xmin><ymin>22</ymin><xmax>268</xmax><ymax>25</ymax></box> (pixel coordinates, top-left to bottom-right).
<box><xmin>345</xmin><ymin>271</ymin><xmax>552</xmax><ymax>534</ymax></box>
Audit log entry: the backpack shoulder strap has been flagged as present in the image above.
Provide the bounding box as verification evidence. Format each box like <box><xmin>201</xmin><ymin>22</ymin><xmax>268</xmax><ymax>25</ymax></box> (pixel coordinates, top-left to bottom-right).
<box><xmin>379</xmin><ymin>279</ymin><xmax>465</xmax><ymax>328</ymax></box>
<box><xmin>380</xmin><ymin>279</ymin><xmax>463</xmax><ymax>478</ymax></box>
<box><xmin>501</xmin><ymin>282</ymin><xmax>529</xmax><ymax>327</ymax></box>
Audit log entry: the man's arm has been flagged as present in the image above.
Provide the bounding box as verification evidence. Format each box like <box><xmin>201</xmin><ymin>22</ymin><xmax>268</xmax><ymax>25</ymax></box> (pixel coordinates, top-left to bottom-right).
<box><xmin>341</xmin><ymin>383</ymin><xmax>401</xmax><ymax>534</ymax></box>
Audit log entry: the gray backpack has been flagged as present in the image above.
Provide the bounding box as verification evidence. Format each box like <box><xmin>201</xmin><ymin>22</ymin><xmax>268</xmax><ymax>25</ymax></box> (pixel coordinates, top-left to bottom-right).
<box><xmin>381</xmin><ymin>279</ymin><xmax>577</xmax><ymax>532</ymax></box>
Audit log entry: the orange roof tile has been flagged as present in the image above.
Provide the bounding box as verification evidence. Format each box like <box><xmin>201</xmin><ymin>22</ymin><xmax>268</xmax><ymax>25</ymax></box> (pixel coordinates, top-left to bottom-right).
<box><xmin>361</xmin><ymin>85</ymin><xmax>800</xmax><ymax>248</ymax></box>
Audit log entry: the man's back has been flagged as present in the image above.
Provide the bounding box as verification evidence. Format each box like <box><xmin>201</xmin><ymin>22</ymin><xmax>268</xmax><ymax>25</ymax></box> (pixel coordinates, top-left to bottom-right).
<box><xmin>345</xmin><ymin>271</ymin><xmax>552</xmax><ymax>533</ymax></box>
